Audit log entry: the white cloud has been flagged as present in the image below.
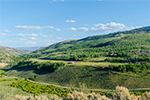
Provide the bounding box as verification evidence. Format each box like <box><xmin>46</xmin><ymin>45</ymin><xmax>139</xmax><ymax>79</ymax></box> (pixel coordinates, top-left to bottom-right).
<box><xmin>30</xmin><ymin>33</ymin><xmax>38</xmax><ymax>37</ymax></box>
<box><xmin>31</xmin><ymin>37</ymin><xmax>36</xmax><ymax>40</ymax></box>
<box><xmin>3</xmin><ymin>30</ymin><xmax>11</xmax><ymax>32</ymax></box>
<box><xmin>73</xmin><ymin>35</ymin><xmax>77</xmax><ymax>37</ymax></box>
<box><xmin>77</xmin><ymin>27</ymin><xmax>89</xmax><ymax>31</ymax></box>
<box><xmin>69</xmin><ymin>27</ymin><xmax>77</xmax><ymax>31</ymax></box>
<box><xmin>57</xmin><ymin>37</ymin><xmax>62</xmax><ymax>39</ymax></box>
<box><xmin>0</xmin><ymin>33</ymin><xmax>6</xmax><ymax>36</ymax></box>
<box><xmin>56</xmin><ymin>28</ymin><xmax>61</xmax><ymax>31</ymax></box>
<box><xmin>43</xmin><ymin>26</ymin><xmax>54</xmax><ymax>28</ymax></box>
<box><xmin>73</xmin><ymin>34</ymin><xmax>80</xmax><ymax>37</ymax></box>
<box><xmin>20</xmin><ymin>38</ymin><xmax>27</xmax><ymax>41</ymax></box>
<box><xmin>91</xmin><ymin>22</ymin><xmax>136</xmax><ymax>33</ymax></box>
<box><xmin>68</xmin><ymin>22</ymin><xmax>139</xmax><ymax>33</ymax></box>
<box><xmin>66</xmin><ymin>20</ymin><xmax>76</xmax><ymax>23</ymax></box>
<box><xmin>15</xmin><ymin>33</ymin><xmax>26</xmax><ymax>37</ymax></box>
<box><xmin>0</xmin><ymin>33</ymin><xmax>50</xmax><ymax>37</ymax></box>
<box><xmin>15</xmin><ymin>25</ymin><xmax>54</xmax><ymax>30</ymax></box>
<box><xmin>69</xmin><ymin>27</ymin><xmax>88</xmax><ymax>31</ymax></box>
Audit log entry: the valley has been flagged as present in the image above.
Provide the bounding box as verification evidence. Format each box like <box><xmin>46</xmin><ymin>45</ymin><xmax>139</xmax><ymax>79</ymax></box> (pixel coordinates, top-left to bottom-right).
<box><xmin>0</xmin><ymin>26</ymin><xmax>150</xmax><ymax>99</ymax></box>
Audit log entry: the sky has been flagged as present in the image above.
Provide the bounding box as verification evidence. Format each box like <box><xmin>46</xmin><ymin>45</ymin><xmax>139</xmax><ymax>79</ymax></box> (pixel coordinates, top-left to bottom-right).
<box><xmin>0</xmin><ymin>0</ymin><xmax>149</xmax><ymax>48</ymax></box>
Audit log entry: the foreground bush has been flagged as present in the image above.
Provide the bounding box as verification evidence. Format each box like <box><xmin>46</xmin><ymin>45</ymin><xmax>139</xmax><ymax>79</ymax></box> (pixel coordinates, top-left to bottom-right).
<box><xmin>12</xmin><ymin>94</ymin><xmax>62</xmax><ymax>100</ymax></box>
<box><xmin>9</xmin><ymin>80</ymin><xmax>70</xmax><ymax>97</ymax></box>
<box><xmin>67</xmin><ymin>90</ymin><xmax>111</xmax><ymax>100</ymax></box>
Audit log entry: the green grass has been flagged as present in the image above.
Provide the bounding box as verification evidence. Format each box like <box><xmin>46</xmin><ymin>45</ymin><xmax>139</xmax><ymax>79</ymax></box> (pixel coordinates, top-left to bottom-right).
<box><xmin>32</xmin><ymin>58</ymin><xmax>125</xmax><ymax>67</ymax></box>
<box><xmin>5</xmin><ymin>65</ymin><xmax>150</xmax><ymax>89</ymax></box>
<box><xmin>74</xmin><ymin>61</ymin><xmax>125</xmax><ymax>66</ymax></box>
<box><xmin>0</xmin><ymin>70</ymin><xmax>5</xmax><ymax>74</ymax></box>
<box><xmin>0</xmin><ymin>77</ymin><xmax>31</xmax><ymax>96</ymax></box>
<box><xmin>88</xmin><ymin>57</ymin><xmax>108</xmax><ymax>62</ymax></box>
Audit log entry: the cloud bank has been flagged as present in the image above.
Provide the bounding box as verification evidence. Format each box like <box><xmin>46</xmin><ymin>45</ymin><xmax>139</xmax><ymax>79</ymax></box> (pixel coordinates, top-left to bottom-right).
<box><xmin>15</xmin><ymin>25</ymin><xmax>54</xmax><ymax>30</ymax></box>
<box><xmin>69</xmin><ymin>27</ymin><xmax>89</xmax><ymax>31</ymax></box>
<box><xmin>91</xmin><ymin>22</ymin><xmax>127</xmax><ymax>33</ymax></box>
<box><xmin>3</xmin><ymin>30</ymin><xmax>11</xmax><ymax>32</ymax></box>
<box><xmin>68</xmin><ymin>22</ymin><xmax>139</xmax><ymax>33</ymax></box>
<box><xmin>0</xmin><ymin>33</ymin><xmax>51</xmax><ymax>37</ymax></box>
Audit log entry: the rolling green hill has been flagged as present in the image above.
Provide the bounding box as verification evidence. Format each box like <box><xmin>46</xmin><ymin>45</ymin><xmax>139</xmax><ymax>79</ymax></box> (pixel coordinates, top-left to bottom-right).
<box><xmin>5</xmin><ymin>26</ymin><xmax>150</xmax><ymax>89</ymax></box>
<box><xmin>24</xmin><ymin>26</ymin><xmax>150</xmax><ymax>62</ymax></box>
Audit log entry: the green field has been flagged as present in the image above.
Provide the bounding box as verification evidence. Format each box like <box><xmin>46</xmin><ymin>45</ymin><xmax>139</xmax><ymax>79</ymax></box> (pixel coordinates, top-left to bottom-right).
<box><xmin>32</xmin><ymin>58</ymin><xmax>126</xmax><ymax>67</ymax></box>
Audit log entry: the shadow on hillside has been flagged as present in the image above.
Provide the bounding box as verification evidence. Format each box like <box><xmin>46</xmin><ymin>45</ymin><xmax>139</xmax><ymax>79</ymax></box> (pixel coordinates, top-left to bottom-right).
<box><xmin>79</xmin><ymin>67</ymin><xmax>110</xmax><ymax>78</ymax></box>
<box><xmin>8</xmin><ymin>66</ymin><xmax>51</xmax><ymax>75</ymax></box>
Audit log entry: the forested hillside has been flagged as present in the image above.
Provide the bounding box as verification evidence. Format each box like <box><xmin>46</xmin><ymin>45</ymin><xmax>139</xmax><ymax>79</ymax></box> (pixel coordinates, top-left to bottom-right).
<box><xmin>24</xmin><ymin>26</ymin><xmax>150</xmax><ymax>62</ymax></box>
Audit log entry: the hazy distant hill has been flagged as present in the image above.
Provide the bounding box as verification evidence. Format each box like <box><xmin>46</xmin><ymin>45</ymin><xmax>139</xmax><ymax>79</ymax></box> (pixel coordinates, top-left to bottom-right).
<box><xmin>15</xmin><ymin>47</ymin><xmax>41</xmax><ymax>51</ymax></box>
<box><xmin>0</xmin><ymin>46</ymin><xmax>31</xmax><ymax>63</ymax></box>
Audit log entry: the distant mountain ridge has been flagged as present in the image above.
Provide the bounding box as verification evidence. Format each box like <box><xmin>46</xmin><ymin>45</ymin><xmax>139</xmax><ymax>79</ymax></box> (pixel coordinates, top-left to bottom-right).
<box><xmin>15</xmin><ymin>47</ymin><xmax>41</xmax><ymax>51</ymax></box>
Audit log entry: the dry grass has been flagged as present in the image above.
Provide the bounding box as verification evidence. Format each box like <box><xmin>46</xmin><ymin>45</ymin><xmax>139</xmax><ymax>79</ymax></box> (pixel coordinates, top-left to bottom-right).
<box><xmin>67</xmin><ymin>86</ymin><xmax>150</xmax><ymax>100</ymax></box>
<box><xmin>75</xmin><ymin>62</ymin><xmax>125</xmax><ymax>67</ymax></box>
<box><xmin>0</xmin><ymin>63</ymin><xmax>8</xmax><ymax>69</ymax></box>
<box><xmin>32</xmin><ymin>58</ymin><xmax>125</xmax><ymax>67</ymax></box>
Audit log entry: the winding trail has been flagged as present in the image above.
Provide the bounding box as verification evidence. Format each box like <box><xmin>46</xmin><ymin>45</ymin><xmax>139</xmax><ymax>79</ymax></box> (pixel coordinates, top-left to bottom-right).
<box><xmin>4</xmin><ymin>76</ymin><xmax>150</xmax><ymax>92</ymax></box>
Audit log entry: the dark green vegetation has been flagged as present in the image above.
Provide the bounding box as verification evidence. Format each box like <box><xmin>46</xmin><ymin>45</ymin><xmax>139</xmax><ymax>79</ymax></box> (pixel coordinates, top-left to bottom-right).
<box><xmin>16</xmin><ymin>60</ymin><xmax>67</xmax><ymax>72</ymax></box>
<box><xmin>9</xmin><ymin>80</ymin><xmax>70</xmax><ymax>97</ymax></box>
<box><xmin>109</xmin><ymin>62</ymin><xmax>150</xmax><ymax>75</ymax></box>
<box><xmin>4</xmin><ymin>26</ymin><xmax>150</xmax><ymax>90</ymax></box>
<box><xmin>5</xmin><ymin>63</ymin><xmax>150</xmax><ymax>89</ymax></box>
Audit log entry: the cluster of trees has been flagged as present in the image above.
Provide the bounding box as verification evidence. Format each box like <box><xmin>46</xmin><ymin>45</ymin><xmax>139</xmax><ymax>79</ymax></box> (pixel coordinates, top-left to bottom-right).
<box><xmin>15</xmin><ymin>60</ymin><xmax>67</xmax><ymax>72</ymax></box>
<box><xmin>9</xmin><ymin>80</ymin><xmax>70</xmax><ymax>97</ymax></box>
<box><xmin>109</xmin><ymin>62</ymin><xmax>150</xmax><ymax>74</ymax></box>
<box><xmin>35</xmin><ymin>61</ymin><xmax>66</xmax><ymax>72</ymax></box>
<box><xmin>104</xmin><ymin>57</ymin><xmax>150</xmax><ymax>63</ymax></box>
<box><xmin>16</xmin><ymin>61</ymin><xmax>37</xmax><ymax>68</ymax></box>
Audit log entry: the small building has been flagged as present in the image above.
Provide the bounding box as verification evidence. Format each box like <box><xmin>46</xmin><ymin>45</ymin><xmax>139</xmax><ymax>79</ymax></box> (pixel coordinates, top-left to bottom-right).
<box><xmin>78</xmin><ymin>58</ymin><xmax>82</xmax><ymax>61</ymax></box>
<box><xmin>110</xmin><ymin>54</ymin><xmax>118</xmax><ymax>57</ymax></box>
<box><xmin>68</xmin><ymin>62</ymin><xmax>75</xmax><ymax>64</ymax></box>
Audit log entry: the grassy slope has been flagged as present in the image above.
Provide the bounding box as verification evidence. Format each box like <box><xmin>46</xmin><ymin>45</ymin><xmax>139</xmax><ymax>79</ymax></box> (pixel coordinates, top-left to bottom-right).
<box><xmin>0</xmin><ymin>77</ymin><xmax>31</xmax><ymax>96</ymax></box>
<box><xmin>5</xmin><ymin>65</ymin><xmax>150</xmax><ymax>89</ymax></box>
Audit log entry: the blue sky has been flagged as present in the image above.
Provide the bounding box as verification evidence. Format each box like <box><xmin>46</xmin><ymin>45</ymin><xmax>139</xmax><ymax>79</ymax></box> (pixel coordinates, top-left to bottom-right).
<box><xmin>0</xmin><ymin>0</ymin><xmax>149</xmax><ymax>47</ymax></box>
